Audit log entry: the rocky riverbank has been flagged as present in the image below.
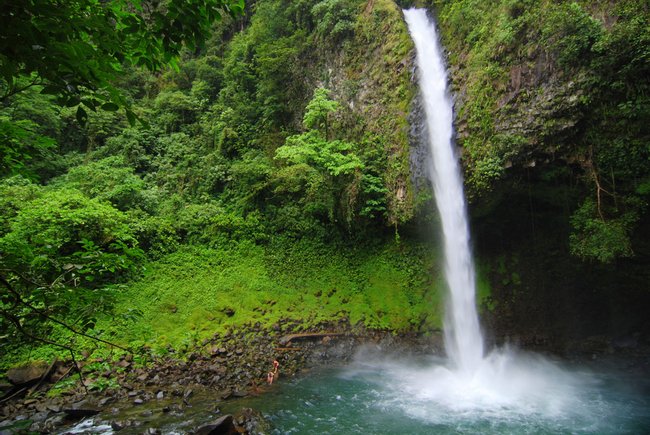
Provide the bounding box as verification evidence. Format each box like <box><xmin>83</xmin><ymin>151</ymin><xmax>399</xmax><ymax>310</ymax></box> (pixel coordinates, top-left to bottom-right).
<box><xmin>0</xmin><ymin>321</ymin><xmax>443</xmax><ymax>433</ymax></box>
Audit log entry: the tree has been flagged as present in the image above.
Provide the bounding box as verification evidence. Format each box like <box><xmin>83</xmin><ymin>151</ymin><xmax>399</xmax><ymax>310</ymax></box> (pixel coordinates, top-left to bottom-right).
<box><xmin>0</xmin><ymin>0</ymin><xmax>245</xmax><ymax>124</ymax></box>
<box><xmin>302</xmin><ymin>87</ymin><xmax>340</xmax><ymax>140</ymax></box>
<box><xmin>274</xmin><ymin>88</ymin><xmax>363</xmax><ymax>225</ymax></box>
<box><xmin>0</xmin><ymin>179</ymin><xmax>143</xmax><ymax>354</ymax></box>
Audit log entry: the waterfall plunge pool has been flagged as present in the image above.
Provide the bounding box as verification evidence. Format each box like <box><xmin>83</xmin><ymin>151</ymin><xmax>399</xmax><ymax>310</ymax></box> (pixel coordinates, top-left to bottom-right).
<box><xmin>230</xmin><ymin>349</ymin><xmax>650</xmax><ymax>434</ymax></box>
<box><xmin>63</xmin><ymin>348</ymin><xmax>650</xmax><ymax>434</ymax></box>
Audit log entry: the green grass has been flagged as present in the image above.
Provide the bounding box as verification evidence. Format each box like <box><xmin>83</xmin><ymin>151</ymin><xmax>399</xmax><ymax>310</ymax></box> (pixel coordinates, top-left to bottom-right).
<box><xmin>1</xmin><ymin>235</ymin><xmax>492</xmax><ymax>369</ymax></box>
<box><xmin>101</xmin><ymin>237</ymin><xmax>443</xmax><ymax>353</ymax></box>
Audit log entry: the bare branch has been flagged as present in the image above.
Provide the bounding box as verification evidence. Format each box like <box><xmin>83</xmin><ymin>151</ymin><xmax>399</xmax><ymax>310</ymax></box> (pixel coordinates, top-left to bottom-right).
<box><xmin>1</xmin><ymin>77</ymin><xmax>43</xmax><ymax>102</ymax></box>
<box><xmin>0</xmin><ymin>274</ymin><xmax>131</xmax><ymax>353</ymax></box>
<box><xmin>0</xmin><ymin>308</ymin><xmax>88</xmax><ymax>396</ymax></box>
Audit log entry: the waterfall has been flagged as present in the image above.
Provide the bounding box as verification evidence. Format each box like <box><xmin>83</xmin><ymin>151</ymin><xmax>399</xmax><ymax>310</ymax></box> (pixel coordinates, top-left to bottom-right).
<box><xmin>404</xmin><ymin>8</ymin><xmax>484</xmax><ymax>375</ymax></box>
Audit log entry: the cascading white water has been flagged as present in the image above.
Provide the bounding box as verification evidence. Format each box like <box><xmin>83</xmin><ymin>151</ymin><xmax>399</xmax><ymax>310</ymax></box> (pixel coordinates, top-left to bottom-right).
<box><xmin>404</xmin><ymin>8</ymin><xmax>483</xmax><ymax>375</ymax></box>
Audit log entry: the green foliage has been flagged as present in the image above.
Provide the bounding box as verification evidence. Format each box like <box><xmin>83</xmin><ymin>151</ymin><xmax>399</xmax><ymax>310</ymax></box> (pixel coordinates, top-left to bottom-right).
<box><xmin>217</xmin><ymin>0</ymin><xmax>309</xmax><ymax>135</ymax></box>
<box><xmin>359</xmin><ymin>173</ymin><xmax>389</xmax><ymax>218</ymax></box>
<box><xmin>302</xmin><ymin>87</ymin><xmax>340</xmax><ymax>137</ymax></box>
<box><xmin>102</xmin><ymin>238</ymin><xmax>440</xmax><ymax>351</ymax></box>
<box><xmin>154</xmin><ymin>89</ymin><xmax>201</xmax><ymax>133</ymax></box>
<box><xmin>46</xmin><ymin>376</ymin><xmax>79</xmax><ymax>398</ymax></box>
<box><xmin>0</xmin><ymin>176</ymin><xmax>41</xmax><ymax>235</ymax></box>
<box><xmin>0</xmin><ymin>117</ymin><xmax>56</xmax><ymax>178</ymax></box>
<box><xmin>0</xmin><ymin>84</ymin><xmax>64</xmax><ymax>179</ymax></box>
<box><xmin>0</xmin><ymin>180</ymin><xmax>144</xmax><ymax>348</ymax></box>
<box><xmin>0</xmin><ymin>0</ymin><xmax>423</xmax><ymax>365</ymax></box>
<box><xmin>569</xmin><ymin>198</ymin><xmax>638</xmax><ymax>263</ymax></box>
<box><xmin>0</xmin><ymin>0</ymin><xmax>244</xmax><ymax>119</ymax></box>
<box><xmin>0</xmin><ymin>185</ymin><xmax>143</xmax><ymax>286</ymax></box>
<box><xmin>174</xmin><ymin>201</ymin><xmax>267</xmax><ymax>245</ymax></box>
<box><xmin>126</xmin><ymin>210</ymin><xmax>179</xmax><ymax>259</ymax></box>
<box><xmin>347</xmin><ymin>0</ymin><xmax>416</xmax><ymax>225</ymax></box>
<box><xmin>311</xmin><ymin>0</ymin><xmax>357</xmax><ymax>43</ymax></box>
<box><xmin>52</xmin><ymin>157</ymin><xmax>148</xmax><ymax>211</ymax></box>
<box><xmin>471</xmin><ymin>155</ymin><xmax>505</xmax><ymax>193</ymax></box>
<box><xmin>274</xmin><ymin>87</ymin><xmax>364</xmax><ymax>226</ymax></box>
<box><xmin>435</xmin><ymin>0</ymin><xmax>649</xmax><ymax>261</ymax></box>
<box><xmin>540</xmin><ymin>2</ymin><xmax>604</xmax><ymax>67</ymax></box>
<box><xmin>278</xmin><ymin>132</ymin><xmax>362</xmax><ymax>177</ymax></box>
<box><xmin>88</xmin><ymin>376</ymin><xmax>120</xmax><ymax>392</ymax></box>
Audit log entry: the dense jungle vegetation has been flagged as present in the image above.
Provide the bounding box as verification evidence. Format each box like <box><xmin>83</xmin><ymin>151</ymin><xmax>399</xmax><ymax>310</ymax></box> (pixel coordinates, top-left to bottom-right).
<box><xmin>0</xmin><ymin>0</ymin><xmax>431</xmax><ymax>368</ymax></box>
<box><xmin>1</xmin><ymin>0</ymin><xmax>649</xmax><ymax>369</ymax></box>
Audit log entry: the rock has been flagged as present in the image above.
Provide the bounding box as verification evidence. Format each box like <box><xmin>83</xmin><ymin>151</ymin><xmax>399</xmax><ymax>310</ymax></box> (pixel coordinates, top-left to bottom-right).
<box><xmin>111</xmin><ymin>419</ymin><xmax>136</xmax><ymax>431</ymax></box>
<box><xmin>156</xmin><ymin>391</ymin><xmax>164</xmax><ymax>400</ymax></box>
<box><xmin>31</xmin><ymin>410</ymin><xmax>49</xmax><ymax>422</ymax></box>
<box><xmin>234</xmin><ymin>408</ymin><xmax>271</xmax><ymax>434</ymax></box>
<box><xmin>140</xmin><ymin>410</ymin><xmax>153</xmax><ymax>417</ymax></box>
<box><xmin>46</xmin><ymin>404</ymin><xmax>61</xmax><ymax>413</ymax></box>
<box><xmin>6</xmin><ymin>362</ymin><xmax>49</xmax><ymax>385</ymax></box>
<box><xmin>63</xmin><ymin>403</ymin><xmax>100</xmax><ymax>419</ymax></box>
<box><xmin>98</xmin><ymin>397</ymin><xmax>114</xmax><ymax>406</ymax></box>
<box><xmin>183</xmin><ymin>388</ymin><xmax>193</xmax><ymax>399</ymax></box>
<box><xmin>220</xmin><ymin>390</ymin><xmax>235</xmax><ymax>400</ymax></box>
<box><xmin>43</xmin><ymin>413</ymin><xmax>66</xmax><ymax>431</ymax></box>
<box><xmin>0</xmin><ymin>381</ymin><xmax>12</xmax><ymax>394</ymax></box>
<box><xmin>194</xmin><ymin>414</ymin><xmax>234</xmax><ymax>435</ymax></box>
<box><xmin>134</xmin><ymin>398</ymin><xmax>144</xmax><ymax>405</ymax></box>
<box><xmin>116</xmin><ymin>360</ymin><xmax>131</xmax><ymax>368</ymax></box>
<box><xmin>220</xmin><ymin>389</ymin><xmax>247</xmax><ymax>401</ymax></box>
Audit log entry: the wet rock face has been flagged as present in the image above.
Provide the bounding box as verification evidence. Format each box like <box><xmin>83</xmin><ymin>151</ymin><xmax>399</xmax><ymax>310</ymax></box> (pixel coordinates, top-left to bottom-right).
<box><xmin>493</xmin><ymin>74</ymin><xmax>588</xmax><ymax>159</ymax></box>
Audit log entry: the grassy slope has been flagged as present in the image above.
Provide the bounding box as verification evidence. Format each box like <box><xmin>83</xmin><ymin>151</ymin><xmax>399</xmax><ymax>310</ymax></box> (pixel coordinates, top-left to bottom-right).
<box><xmin>105</xmin><ymin>237</ymin><xmax>444</xmax><ymax>354</ymax></box>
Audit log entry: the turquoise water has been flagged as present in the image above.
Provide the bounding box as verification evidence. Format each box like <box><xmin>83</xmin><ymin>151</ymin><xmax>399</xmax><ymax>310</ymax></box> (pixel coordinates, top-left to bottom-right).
<box><xmin>227</xmin><ymin>352</ymin><xmax>650</xmax><ymax>434</ymax></box>
<box><xmin>63</xmin><ymin>351</ymin><xmax>650</xmax><ymax>434</ymax></box>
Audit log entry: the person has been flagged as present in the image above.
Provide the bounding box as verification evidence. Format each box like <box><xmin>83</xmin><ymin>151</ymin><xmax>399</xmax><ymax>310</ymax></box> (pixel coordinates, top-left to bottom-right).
<box><xmin>273</xmin><ymin>359</ymin><xmax>279</xmax><ymax>374</ymax></box>
<box><xmin>267</xmin><ymin>371</ymin><xmax>274</xmax><ymax>385</ymax></box>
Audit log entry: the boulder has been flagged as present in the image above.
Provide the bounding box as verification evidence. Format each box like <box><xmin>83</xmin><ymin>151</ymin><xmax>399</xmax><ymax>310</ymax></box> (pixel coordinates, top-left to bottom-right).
<box><xmin>194</xmin><ymin>414</ymin><xmax>235</xmax><ymax>435</ymax></box>
<box><xmin>6</xmin><ymin>362</ymin><xmax>50</xmax><ymax>385</ymax></box>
